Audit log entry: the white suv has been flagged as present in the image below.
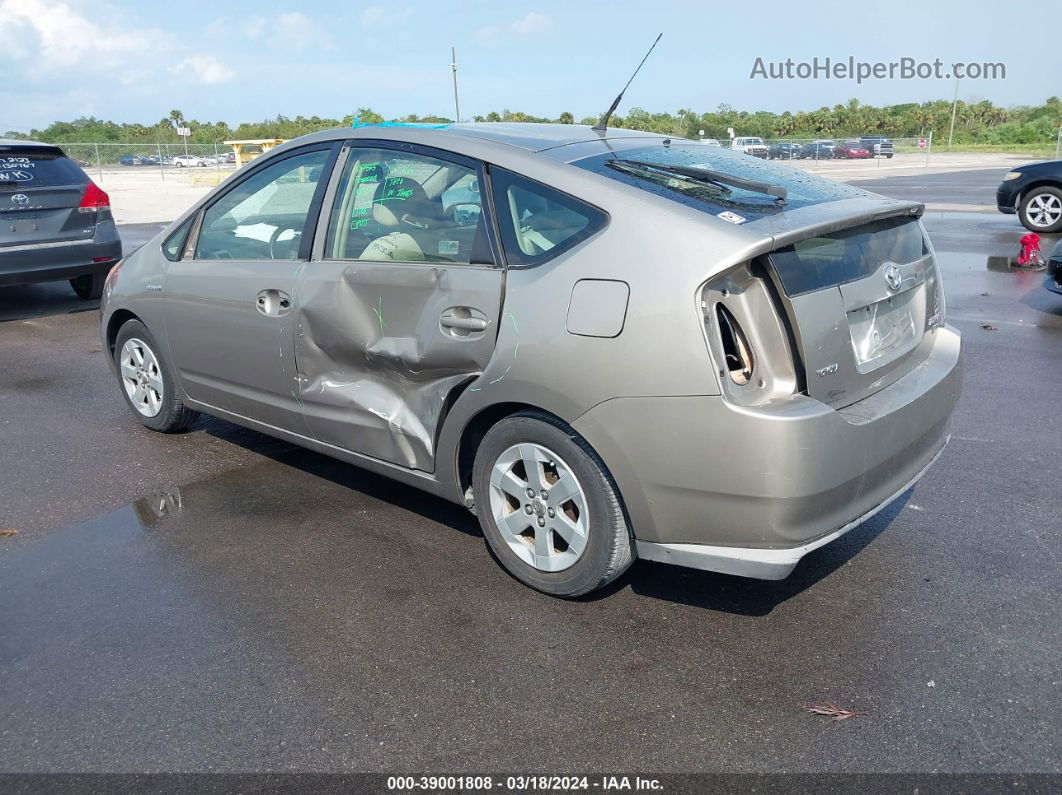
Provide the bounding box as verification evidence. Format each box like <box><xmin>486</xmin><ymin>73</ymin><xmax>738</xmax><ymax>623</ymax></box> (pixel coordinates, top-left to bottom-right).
<box><xmin>731</xmin><ymin>137</ymin><xmax>769</xmax><ymax>159</ymax></box>
<box><xmin>173</xmin><ymin>155</ymin><xmax>209</xmax><ymax>168</ymax></box>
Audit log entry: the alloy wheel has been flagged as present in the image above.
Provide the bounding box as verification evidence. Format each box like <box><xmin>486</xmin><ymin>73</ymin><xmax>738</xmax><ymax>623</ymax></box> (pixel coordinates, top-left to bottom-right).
<box><xmin>119</xmin><ymin>338</ymin><xmax>164</xmax><ymax>417</ymax></box>
<box><xmin>488</xmin><ymin>443</ymin><xmax>589</xmax><ymax>573</ymax></box>
<box><xmin>1027</xmin><ymin>193</ymin><xmax>1062</xmax><ymax>228</ymax></box>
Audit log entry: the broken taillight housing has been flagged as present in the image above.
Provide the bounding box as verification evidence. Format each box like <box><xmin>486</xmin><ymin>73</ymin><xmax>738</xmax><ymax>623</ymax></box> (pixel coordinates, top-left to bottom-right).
<box><xmin>920</xmin><ymin>224</ymin><xmax>946</xmax><ymax>329</ymax></box>
<box><xmin>716</xmin><ymin>304</ymin><xmax>754</xmax><ymax>385</ymax></box>
<box><xmin>701</xmin><ymin>262</ymin><xmax>800</xmax><ymax>406</ymax></box>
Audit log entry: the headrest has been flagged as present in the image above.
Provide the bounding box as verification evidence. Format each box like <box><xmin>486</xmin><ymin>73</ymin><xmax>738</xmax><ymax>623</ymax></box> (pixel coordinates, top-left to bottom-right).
<box><xmin>371</xmin><ymin>176</ymin><xmax>435</xmax><ymax>228</ymax></box>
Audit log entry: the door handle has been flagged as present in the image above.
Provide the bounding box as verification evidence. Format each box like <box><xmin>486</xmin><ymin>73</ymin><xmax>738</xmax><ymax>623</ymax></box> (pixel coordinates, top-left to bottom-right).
<box><xmin>256</xmin><ymin>289</ymin><xmax>291</xmax><ymax>317</ymax></box>
<box><xmin>440</xmin><ymin>314</ymin><xmax>487</xmax><ymax>331</ymax></box>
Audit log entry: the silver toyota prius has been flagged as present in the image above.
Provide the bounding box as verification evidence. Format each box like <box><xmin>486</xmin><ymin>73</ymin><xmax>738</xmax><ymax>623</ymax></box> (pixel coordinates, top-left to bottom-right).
<box><xmin>100</xmin><ymin>123</ymin><xmax>962</xmax><ymax>597</ymax></box>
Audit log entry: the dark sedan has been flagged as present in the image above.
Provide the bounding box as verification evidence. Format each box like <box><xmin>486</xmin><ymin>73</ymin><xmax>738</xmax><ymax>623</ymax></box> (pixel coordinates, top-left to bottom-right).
<box><xmin>768</xmin><ymin>142</ymin><xmax>803</xmax><ymax>160</ymax></box>
<box><xmin>801</xmin><ymin>141</ymin><xmax>835</xmax><ymax>159</ymax></box>
<box><xmin>1047</xmin><ymin>239</ymin><xmax>1062</xmax><ymax>296</ymax></box>
<box><xmin>1</xmin><ymin>139</ymin><xmax>122</xmax><ymax>298</ymax></box>
<box><xmin>996</xmin><ymin>160</ymin><xmax>1062</xmax><ymax>233</ymax></box>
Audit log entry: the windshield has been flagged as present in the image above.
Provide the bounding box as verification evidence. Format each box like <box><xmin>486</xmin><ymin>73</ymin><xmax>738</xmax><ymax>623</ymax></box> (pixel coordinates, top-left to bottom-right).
<box><xmin>572</xmin><ymin>141</ymin><xmax>863</xmax><ymax>221</ymax></box>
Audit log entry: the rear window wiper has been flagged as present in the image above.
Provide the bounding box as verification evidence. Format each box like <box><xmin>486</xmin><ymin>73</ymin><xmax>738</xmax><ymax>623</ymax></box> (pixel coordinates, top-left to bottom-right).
<box><xmin>609</xmin><ymin>158</ymin><xmax>788</xmax><ymax>204</ymax></box>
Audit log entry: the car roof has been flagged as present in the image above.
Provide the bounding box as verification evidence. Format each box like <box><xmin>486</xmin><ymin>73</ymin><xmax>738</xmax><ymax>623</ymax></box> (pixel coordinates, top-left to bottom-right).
<box><xmin>0</xmin><ymin>138</ymin><xmax>60</xmax><ymax>149</ymax></box>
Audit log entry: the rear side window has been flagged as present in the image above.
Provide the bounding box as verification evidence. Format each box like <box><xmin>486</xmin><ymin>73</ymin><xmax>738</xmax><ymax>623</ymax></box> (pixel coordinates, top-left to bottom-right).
<box><xmin>0</xmin><ymin>148</ymin><xmax>86</xmax><ymax>187</ymax></box>
<box><xmin>489</xmin><ymin>168</ymin><xmax>606</xmax><ymax>268</ymax></box>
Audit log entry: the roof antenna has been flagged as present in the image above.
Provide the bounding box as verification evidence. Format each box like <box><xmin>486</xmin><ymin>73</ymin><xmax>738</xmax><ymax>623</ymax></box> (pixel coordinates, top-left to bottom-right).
<box><xmin>592</xmin><ymin>33</ymin><xmax>663</xmax><ymax>133</ymax></box>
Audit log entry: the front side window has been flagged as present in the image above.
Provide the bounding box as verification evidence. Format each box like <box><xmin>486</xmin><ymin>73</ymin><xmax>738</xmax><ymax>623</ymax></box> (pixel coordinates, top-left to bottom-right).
<box><xmin>489</xmin><ymin>168</ymin><xmax>607</xmax><ymax>268</ymax></box>
<box><xmin>195</xmin><ymin>148</ymin><xmax>330</xmax><ymax>261</ymax></box>
<box><xmin>324</xmin><ymin>147</ymin><xmax>491</xmax><ymax>265</ymax></box>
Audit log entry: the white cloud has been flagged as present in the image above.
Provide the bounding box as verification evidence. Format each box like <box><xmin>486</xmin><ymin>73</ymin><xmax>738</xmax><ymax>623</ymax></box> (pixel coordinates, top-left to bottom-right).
<box><xmin>0</xmin><ymin>0</ymin><xmax>236</xmax><ymax>89</ymax></box>
<box><xmin>169</xmin><ymin>55</ymin><xmax>235</xmax><ymax>86</ymax></box>
<box><xmin>0</xmin><ymin>0</ymin><xmax>168</xmax><ymax>71</ymax></box>
<box><xmin>359</xmin><ymin>4</ymin><xmax>411</xmax><ymax>28</ymax></box>
<box><xmin>273</xmin><ymin>11</ymin><xmax>331</xmax><ymax>50</ymax></box>
<box><xmin>475</xmin><ymin>11</ymin><xmax>551</xmax><ymax>42</ymax></box>
<box><xmin>243</xmin><ymin>15</ymin><xmax>267</xmax><ymax>39</ymax></box>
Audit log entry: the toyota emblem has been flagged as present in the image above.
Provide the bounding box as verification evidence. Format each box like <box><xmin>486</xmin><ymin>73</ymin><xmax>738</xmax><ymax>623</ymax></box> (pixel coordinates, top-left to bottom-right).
<box><xmin>884</xmin><ymin>263</ymin><xmax>902</xmax><ymax>291</ymax></box>
<box><xmin>11</xmin><ymin>193</ymin><xmax>29</xmax><ymax>207</ymax></box>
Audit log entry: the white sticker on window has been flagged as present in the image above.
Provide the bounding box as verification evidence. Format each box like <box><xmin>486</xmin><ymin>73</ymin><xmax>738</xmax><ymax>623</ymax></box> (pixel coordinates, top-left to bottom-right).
<box><xmin>717</xmin><ymin>211</ymin><xmax>746</xmax><ymax>225</ymax></box>
<box><xmin>438</xmin><ymin>240</ymin><xmax>460</xmax><ymax>256</ymax></box>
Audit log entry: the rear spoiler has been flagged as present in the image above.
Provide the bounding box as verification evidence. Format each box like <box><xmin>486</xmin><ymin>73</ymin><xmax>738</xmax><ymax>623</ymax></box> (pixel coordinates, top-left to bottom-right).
<box><xmin>746</xmin><ymin>196</ymin><xmax>924</xmax><ymax>253</ymax></box>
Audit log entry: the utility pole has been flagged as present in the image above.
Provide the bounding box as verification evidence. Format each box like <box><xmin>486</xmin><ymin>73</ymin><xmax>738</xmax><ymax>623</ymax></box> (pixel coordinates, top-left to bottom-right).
<box><xmin>451</xmin><ymin>46</ymin><xmax>461</xmax><ymax>123</ymax></box>
<box><xmin>947</xmin><ymin>76</ymin><xmax>960</xmax><ymax>150</ymax></box>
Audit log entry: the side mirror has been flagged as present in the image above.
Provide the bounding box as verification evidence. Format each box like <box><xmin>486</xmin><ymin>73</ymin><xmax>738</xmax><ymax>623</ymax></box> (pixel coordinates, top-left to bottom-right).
<box><xmin>452</xmin><ymin>203</ymin><xmax>481</xmax><ymax>226</ymax></box>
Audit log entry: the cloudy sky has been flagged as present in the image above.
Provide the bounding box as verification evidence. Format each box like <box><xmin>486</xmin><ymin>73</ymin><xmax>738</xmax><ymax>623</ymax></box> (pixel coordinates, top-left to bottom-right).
<box><xmin>0</xmin><ymin>0</ymin><xmax>1056</xmax><ymax>131</ymax></box>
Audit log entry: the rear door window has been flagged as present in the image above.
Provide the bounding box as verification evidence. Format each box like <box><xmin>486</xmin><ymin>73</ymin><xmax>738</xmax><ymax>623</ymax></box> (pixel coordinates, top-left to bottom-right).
<box><xmin>324</xmin><ymin>145</ymin><xmax>493</xmax><ymax>265</ymax></box>
<box><xmin>0</xmin><ymin>148</ymin><xmax>86</xmax><ymax>187</ymax></box>
<box><xmin>489</xmin><ymin>168</ymin><xmax>607</xmax><ymax>268</ymax></box>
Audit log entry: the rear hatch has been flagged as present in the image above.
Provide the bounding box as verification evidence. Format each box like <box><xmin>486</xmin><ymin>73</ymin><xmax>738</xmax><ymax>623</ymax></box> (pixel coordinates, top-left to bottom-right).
<box><xmin>0</xmin><ymin>145</ymin><xmax>96</xmax><ymax>249</ymax></box>
<box><xmin>765</xmin><ymin>211</ymin><xmax>944</xmax><ymax>408</ymax></box>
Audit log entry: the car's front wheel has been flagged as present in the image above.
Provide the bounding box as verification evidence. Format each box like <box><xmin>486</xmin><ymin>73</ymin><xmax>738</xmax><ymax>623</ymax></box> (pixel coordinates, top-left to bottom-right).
<box><xmin>473</xmin><ymin>411</ymin><xmax>633</xmax><ymax>597</ymax></box>
<box><xmin>114</xmin><ymin>320</ymin><xmax>198</xmax><ymax>433</ymax></box>
<box><xmin>1019</xmin><ymin>186</ymin><xmax>1062</xmax><ymax>233</ymax></box>
<box><xmin>70</xmin><ymin>273</ymin><xmax>104</xmax><ymax>300</ymax></box>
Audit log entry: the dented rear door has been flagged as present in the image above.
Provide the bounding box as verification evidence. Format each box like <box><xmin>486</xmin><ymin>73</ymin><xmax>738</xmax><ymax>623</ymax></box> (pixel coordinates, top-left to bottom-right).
<box><xmin>295</xmin><ymin>143</ymin><xmax>504</xmax><ymax>472</ymax></box>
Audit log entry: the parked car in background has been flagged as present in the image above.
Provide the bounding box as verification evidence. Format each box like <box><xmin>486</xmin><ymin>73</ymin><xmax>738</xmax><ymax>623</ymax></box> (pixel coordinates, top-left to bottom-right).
<box><xmin>1</xmin><ymin>139</ymin><xmax>122</xmax><ymax>299</ymax></box>
<box><xmin>698</xmin><ymin>138</ymin><xmax>721</xmax><ymax>147</ymax></box>
<box><xmin>996</xmin><ymin>160</ymin><xmax>1062</xmax><ymax>233</ymax></box>
<box><xmin>731</xmin><ymin>136</ymin><xmax>769</xmax><ymax>158</ymax></box>
<box><xmin>802</xmin><ymin>140</ymin><xmax>836</xmax><ymax>159</ymax></box>
<box><xmin>119</xmin><ymin>155</ymin><xmax>139</xmax><ymax>166</ymax></box>
<box><xmin>1046</xmin><ymin>240</ymin><xmax>1062</xmax><ymax>295</ymax></box>
<box><xmin>768</xmin><ymin>142</ymin><xmax>803</xmax><ymax>160</ymax></box>
<box><xmin>834</xmin><ymin>141</ymin><xmax>871</xmax><ymax>159</ymax></box>
<box><xmin>100</xmin><ymin>123</ymin><xmax>960</xmax><ymax>597</ymax></box>
<box><xmin>224</xmin><ymin>152</ymin><xmax>236</xmax><ymax>163</ymax></box>
<box><xmin>859</xmin><ymin>136</ymin><xmax>895</xmax><ymax>158</ymax></box>
<box><xmin>173</xmin><ymin>154</ymin><xmax>209</xmax><ymax>168</ymax></box>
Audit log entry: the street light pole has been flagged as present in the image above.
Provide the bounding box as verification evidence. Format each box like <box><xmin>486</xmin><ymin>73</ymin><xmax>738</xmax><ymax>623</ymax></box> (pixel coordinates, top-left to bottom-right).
<box><xmin>947</xmin><ymin>76</ymin><xmax>960</xmax><ymax>150</ymax></box>
<box><xmin>451</xmin><ymin>46</ymin><xmax>461</xmax><ymax>123</ymax></box>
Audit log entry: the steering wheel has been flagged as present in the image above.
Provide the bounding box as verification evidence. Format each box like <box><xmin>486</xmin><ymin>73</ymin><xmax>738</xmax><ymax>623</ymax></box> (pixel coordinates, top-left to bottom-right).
<box><xmin>269</xmin><ymin>225</ymin><xmax>300</xmax><ymax>260</ymax></box>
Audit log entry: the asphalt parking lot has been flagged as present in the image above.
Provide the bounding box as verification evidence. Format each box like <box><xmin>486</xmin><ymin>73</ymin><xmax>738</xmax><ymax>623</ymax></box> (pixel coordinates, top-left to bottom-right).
<box><xmin>1</xmin><ymin>170</ymin><xmax>1059</xmax><ymax>773</ymax></box>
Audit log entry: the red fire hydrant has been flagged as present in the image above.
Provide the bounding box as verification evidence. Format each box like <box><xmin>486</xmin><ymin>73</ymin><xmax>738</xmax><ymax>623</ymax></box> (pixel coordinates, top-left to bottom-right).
<box><xmin>1017</xmin><ymin>232</ymin><xmax>1043</xmax><ymax>266</ymax></box>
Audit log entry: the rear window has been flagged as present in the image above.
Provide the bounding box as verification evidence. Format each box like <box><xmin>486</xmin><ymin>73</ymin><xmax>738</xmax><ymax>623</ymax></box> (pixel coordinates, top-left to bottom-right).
<box><xmin>0</xmin><ymin>148</ymin><xmax>86</xmax><ymax>187</ymax></box>
<box><xmin>573</xmin><ymin>141</ymin><xmax>863</xmax><ymax>221</ymax></box>
<box><xmin>768</xmin><ymin>216</ymin><xmax>927</xmax><ymax>296</ymax></box>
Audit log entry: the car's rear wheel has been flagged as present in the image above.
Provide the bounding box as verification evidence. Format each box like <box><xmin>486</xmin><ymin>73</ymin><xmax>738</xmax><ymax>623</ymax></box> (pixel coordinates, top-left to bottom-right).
<box><xmin>114</xmin><ymin>320</ymin><xmax>198</xmax><ymax>433</ymax></box>
<box><xmin>70</xmin><ymin>273</ymin><xmax>104</xmax><ymax>300</ymax></box>
<box><xmin>1019</xmin><ymin>187</ymin><xmax>1062</xmax><ymax>233</ymax></box>
<box><xmin>472</xmin><ymin>411</ymin><xmax>633</xmax><ymax>598</ymax></box>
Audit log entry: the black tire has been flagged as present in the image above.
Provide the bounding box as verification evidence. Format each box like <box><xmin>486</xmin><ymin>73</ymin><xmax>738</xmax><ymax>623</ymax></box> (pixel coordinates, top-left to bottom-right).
<box><xmin>113</xmin><ymin>319</ymin><xmax>198</xmax><ymax>433</ymax></box>
<box><xmin>70</xmin><ymin>273</ymin><xmax>104</xmax><ymax>300</ymax></box>
<box><xmin>886</xmin><ymin>153</ymin><xmax>894</xmax><ymax>159</ymax></box>
<box><xmin>472</xmin><ymin>410</ymin><xmax>633</xmax><ymax>598</ymax></box>
<box><xmin>1019</xmin><ymin>186</ymin><xmax>1062</xmax><ymax>233</ymax></box>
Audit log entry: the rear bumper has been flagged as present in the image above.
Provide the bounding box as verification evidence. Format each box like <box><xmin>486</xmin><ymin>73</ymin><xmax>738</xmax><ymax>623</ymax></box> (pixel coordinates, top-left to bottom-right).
<box><xmin>0</xmin><ymin>227</ymin><xmax>121</xmax><ymax>287</ymax></box>
<box><xmin>573</xmin><ymin>325</ymin><xmax>962</xmax><ymax>578</ymax></box>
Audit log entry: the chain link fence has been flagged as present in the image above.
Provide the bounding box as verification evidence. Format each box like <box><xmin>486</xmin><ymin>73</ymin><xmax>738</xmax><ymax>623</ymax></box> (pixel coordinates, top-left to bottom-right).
<box><xmin>57</xmin><ymin>142</ymin><xmax>247</xmax><ymax>185</ymax></box>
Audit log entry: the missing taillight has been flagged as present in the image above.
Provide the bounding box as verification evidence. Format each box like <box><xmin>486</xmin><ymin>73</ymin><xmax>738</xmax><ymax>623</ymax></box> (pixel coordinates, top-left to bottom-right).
<box><xmin>716</xmin><ymin>304</ymin><xmax>754</xmax><ymax>385</ymax></box>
